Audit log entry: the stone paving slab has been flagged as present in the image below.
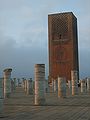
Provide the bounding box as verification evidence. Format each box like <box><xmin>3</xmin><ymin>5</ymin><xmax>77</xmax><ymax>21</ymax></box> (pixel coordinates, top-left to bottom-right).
<box><xmin>1</xmin><ymin>87</ymin><xmax>90</xmax><ymax>120</ymax></box>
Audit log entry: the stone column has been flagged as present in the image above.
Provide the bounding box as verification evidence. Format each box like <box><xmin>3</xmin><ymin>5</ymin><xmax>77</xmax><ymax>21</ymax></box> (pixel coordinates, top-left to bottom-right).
<box><xmin>22</xmin><ymin>78</ymin><xmax>25</xmax><ymax>89</ymax></box>
<box><xmin>71</xmin><ymin>70</ymin><xmax>78</xmax><ymax>95</ymax></box>
<box><xmin>80</xmin><ymin>79</ymin><xmax>86</xmax><ymax>93</ymax></box>
<box><xmin>24</xmin><ymin>79</ymin><xmax>27</xmax><ymax>92</ymax></box>
<box><xmin>17</xmin><ymin>78</ymin><xmax>20</xmax><ymax>87</ymax></box>
<box><xmin>33</xmin><ymin>81</ymin><xmax>35</xmax><ymax>91</ymax></box>
<box><xmin>87</xmin><ymin>78</ymin><xmax>90</xmax><ymax>92</ymax></box>
<box><xmin>26</xmin><ymin>80</ymin><xmax>30</xmax><ymax>95</ymax></box>
<box><xmin>3</xmin><ymin>68</ymin><xmax>12</xmax><ymax>98</ymax></box>
<box><xmin>27</xmin><ymin>78</ymin><xmax>33</xmax><ymax>95</ymax></box>
<box><xmin>11</xmin><ymin>79</ymin><xmax>14</xmax><ymax>92</ymax></box>
<box><xmin>52</xmin><ymin>78</ymin><xmax>54</xmax><ymax>92</ymax></box>
<box><xmin>68</xmin><ymin>80</ymin><xmax>72</xmax><ymax>89</ymax></box>
<box><xmin>67</xmin><ymin>80</ymin><xmax>72</xmax><ymax>95</ymax></box>
<box><xmin>34</xmin><ymin>64</ymin><xmax>45</xmax><ymax>105</ymax></box>
<box><xmin>58</xmin><ymin>77</ymin><xmax>66</xmax><ymax>98</ymax></box>
<box><xmin>44</xmin><ymin>80</ymin><xmax>49</xmax><ymax>93</ymax></box>
<box><xmin>13</xmin><ymin>78</ymin><xmax>16</xmax><ymax>90</ymax></box>
<box><xmin>54</xmin><ymin>79</ymin><xmax>58</xmax><ymax>92</ymax></box>
<box><xmin>0</xmin><ymin>78</ymin><xmax>4</xmax><ymax>116</ymax></box>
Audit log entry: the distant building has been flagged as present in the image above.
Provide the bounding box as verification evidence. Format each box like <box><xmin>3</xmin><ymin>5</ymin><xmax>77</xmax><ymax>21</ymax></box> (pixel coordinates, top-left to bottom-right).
<box><xmin>48</xmin><ymin>12</ymin><xmax>79</xmax><ymax>82</ymax></box>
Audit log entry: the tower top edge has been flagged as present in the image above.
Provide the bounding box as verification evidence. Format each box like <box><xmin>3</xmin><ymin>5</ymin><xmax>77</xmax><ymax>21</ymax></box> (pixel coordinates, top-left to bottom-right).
<box><xmin>48</xmin><ymin>12</ymin><xmax>76</xmax><ymax>17</ymax></box>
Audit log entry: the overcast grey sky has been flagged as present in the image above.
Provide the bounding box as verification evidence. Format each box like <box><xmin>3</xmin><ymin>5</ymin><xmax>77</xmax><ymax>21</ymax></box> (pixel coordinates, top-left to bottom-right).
<box><xmin>0</xmin><ymin>0</ymin><xmax>90</xmax><ymax>79</ymax></box>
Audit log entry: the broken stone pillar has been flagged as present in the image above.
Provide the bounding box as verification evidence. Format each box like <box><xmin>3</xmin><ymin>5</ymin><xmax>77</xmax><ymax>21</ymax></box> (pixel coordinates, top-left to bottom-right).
<box><xmin>0</xmin><ymin>78</ymin><xmax>4</xmax><ymax>117</ymax></box>
<box><xmin>52</xmin><ymin>78</ymin><xmax>54</xmax><ymax>92</ymax></box>
<box><xmin>22</xmin><ymin>78</ymin><xmax>26</xmax><ymax>91</ymax></box>
<box><xmin>3</xmin><ymin>68</ymin><xmax>12</xmax><ymax>98</ymax></box>
<box><xmin>87</xmin><ymin>78</ymin><xmax>90</xmax><ymax>92</ymax></box>
<box><xmin>21</xmin><ymin>78</ymin><xmax>25</xmax><ymax>89</ymax></box>
<box><xmin>27</xmin><ymin>78</ymin><xmax>33</xmax><ymax>95</ymax></box>
<box><xmin>24</xmin><ymin>79</ymin><xmax>27</xmax><ymax>92</ymax></box>
<box><xmin>34</xmin><ymin>64</ymin><xmax>45</xmax><ymax>105</ymax></box>
<box><xmin>44</xmin><ymin>80</ymin><xmax>49</xmax><ymax>93</ymax></box>
<box><xmin>32</xmin><ymin>80</ymin><xmax>35</xmax><ymax>92</ymax></box>
<box><xmin>67</xmin><ymin>80</ymin><xmax>72</xmax><ymax>95</ymax></box>
<box><xmin>11</xmin><ymin>79</ymin><xmax>14</xmax><ymax>92</ymax></box>
<box><xmin>54</xmin><ymin>79</ymin><xmax>58</xmax><ymax>92</ymax></box>
<box><xmin>58</xmin><ymin>77</ymin><xmax>66</xmax><ymax>98</ymax></box>
<box><xmin>80</xmin><ymin>79</ymin><xmax>86</xmax><ymax>93</ymax></box>
<box><xmin>68</xmin><ymin>80</ymin><xmax>72</xmax><ymax>89</ymax></box>
<box><xmin>13</xmin><ymin>78</ymin><xmax>16</xmax><ymax>90</ymax></box>
<box><xmin>0</xmin><ymin>78</ymin><xmax>4</xmax><ymax>97</ymax></box>
<box><xmin>71</xmin><ymin>70</ymin><xmax>78</xmax><ymax>95</ymax></box>
<box><xmin>17</xmin><ymin>78</ymin><xmax>20</xmax><ymax>87</ymax></box>
<box><xmin>26</xmin><ymin>80</ymin><xmax>30</xmax><ymax>94</ymax></box>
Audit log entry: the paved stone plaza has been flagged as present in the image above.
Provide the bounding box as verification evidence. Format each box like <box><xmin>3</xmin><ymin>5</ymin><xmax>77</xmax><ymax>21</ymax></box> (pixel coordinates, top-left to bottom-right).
<box><xmin>2</xmin><ymin>87</ymin><xmax>90</xmax><ymax>120</ymax></box>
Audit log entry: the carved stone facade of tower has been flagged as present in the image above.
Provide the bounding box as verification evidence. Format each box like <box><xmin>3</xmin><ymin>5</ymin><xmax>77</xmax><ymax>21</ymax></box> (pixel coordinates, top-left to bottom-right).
<box><xmin>48</xmin><ymin>12</ymin><xmax>79</xmax><ymax>82</ymax></box>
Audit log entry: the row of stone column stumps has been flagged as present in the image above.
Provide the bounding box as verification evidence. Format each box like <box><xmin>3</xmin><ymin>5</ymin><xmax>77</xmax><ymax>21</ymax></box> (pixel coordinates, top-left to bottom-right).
<box><xmin>0</xmin><ymin>66</ymin><xmax>90</xmax><ymax>117</ymax></box>
<box><xmin>22</xmin><ymin>78</ymin><xmax>33</xmax><ymax>95</ymax></box>
<box><xmin>80</xmin><ymin>78</ymin><xmax>90</xmax><ymax>93</ymax></box>
<box><xmin>52</xmin><ymin>71</ymin><xmax>90</xmax><ymax>97</ymax></box>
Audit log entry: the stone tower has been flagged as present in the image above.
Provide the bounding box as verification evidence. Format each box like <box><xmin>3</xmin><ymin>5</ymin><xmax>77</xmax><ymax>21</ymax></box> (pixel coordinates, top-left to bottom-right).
<box><xmin>48</xmin><ymin>12</ymin><xmax>79</xmax><ymax>82</ymax></box>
